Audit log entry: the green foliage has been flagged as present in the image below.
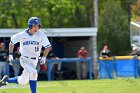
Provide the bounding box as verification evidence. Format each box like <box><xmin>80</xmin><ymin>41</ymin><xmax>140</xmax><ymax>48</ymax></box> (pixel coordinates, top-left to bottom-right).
<box><xmin>131</xmin><ymin>0</ymin><xmax>140</xmax><ymax>21</ymax></box>
<box><xmin>120</xmin><ymin>0</ymin><xmax>136</xmax><ymax>12</ymax></box>
<box><xmin>0</xmin><ymin>0</ymin><xmax>92</xmax><ymax>28</ymax></box>
<box><xmin>98</xmin><ymin>0</ymin><xmax>130</xmax><ymax>55</ymax></box>
<box><xmin>0</xmin><ymin>0</ymin><xmax>134</xmax><ymax>55</ymax></box>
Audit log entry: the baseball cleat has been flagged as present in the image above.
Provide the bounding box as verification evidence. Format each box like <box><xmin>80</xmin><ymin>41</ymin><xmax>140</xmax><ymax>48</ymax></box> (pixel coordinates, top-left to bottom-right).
<box><xmin>0</xmin><ymin>75</ymin><xmax>8</xmax><ymax>87</ymax></box>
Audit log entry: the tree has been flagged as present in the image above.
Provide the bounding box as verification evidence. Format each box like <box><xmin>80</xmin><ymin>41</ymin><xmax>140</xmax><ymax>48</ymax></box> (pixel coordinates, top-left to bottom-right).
<box><xmin>98</xmin><ymin>0</ymin><xmax>130</xmax><ymax>55</ymax></box>
<box><xmin>131</xmin><ymin>0</ymin><xmax>140</xmax><ymax>21</ymax></box>
<box><xmin>0</xmin><ymin>0</ymin><xmax>92</xmax><ymax>28</ymax></box>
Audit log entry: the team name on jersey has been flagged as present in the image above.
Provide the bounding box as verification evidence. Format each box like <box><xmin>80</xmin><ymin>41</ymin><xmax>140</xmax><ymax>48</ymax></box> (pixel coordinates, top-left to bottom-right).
<box><xmin>23</xmin><ymin>41</ymin><xmax>39</xmax><ymax>45</ymax></box>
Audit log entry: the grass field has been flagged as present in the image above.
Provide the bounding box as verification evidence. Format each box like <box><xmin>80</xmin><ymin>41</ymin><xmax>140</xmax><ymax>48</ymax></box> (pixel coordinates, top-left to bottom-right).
<box><xmin>0</xmin><ymin>78</ymin><xmax>140</xmax><ymax>93</ymax></box>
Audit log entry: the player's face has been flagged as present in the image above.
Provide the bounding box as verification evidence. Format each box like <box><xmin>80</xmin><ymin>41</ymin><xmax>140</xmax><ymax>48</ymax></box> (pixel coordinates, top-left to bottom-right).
<box><xmin>31</xmin><ymin>25</ymin><xmax>40</xmax><ymax>33</ymax></box>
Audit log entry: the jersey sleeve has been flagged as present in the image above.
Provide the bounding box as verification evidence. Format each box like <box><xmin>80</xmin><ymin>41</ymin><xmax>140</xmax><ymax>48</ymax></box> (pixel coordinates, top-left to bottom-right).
<box><xmin>10</xmin><ymin>34</ymin><xmax>20</xmax><ymax>44</ymax></box>
<box><xmin>42</xmin><ymin>34</ymin><xmax>51</xmax><ymax>48</ymax></box>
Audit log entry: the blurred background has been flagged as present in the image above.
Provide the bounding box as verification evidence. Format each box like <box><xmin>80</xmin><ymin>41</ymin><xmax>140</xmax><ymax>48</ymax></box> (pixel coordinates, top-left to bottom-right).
<box><xmin>0</xmin><ymin>0</ymin><xmax>140</xmax><ymax>80</ymax></box>
<box><xmin>0</xmin><ymin>0</ymin><xmax>140</xmax><ymax>55</ymax></box>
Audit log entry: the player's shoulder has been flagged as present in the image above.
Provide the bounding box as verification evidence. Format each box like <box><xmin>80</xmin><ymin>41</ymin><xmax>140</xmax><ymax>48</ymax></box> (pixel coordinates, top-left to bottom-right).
<box><xmin>11</xmin><ymin>29</ymin><xmax>28</xmax><ymax>39</ymax></box>
<box><xmin>37</xmin><ymin>30</ymin><xmax>46</xmax><ymax>36</ymax></box>
<box><xmin>13</xmin><ymin>30</ymin><xmax>26</xmax><ymax>36</ymax></box>
<box><xmin>38</xmin><ymin>30</ymin><xmax>45</xmax><ymax>34</ymax></box>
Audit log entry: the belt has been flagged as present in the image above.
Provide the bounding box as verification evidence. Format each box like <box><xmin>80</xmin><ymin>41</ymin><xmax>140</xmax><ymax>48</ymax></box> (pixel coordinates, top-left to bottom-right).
<box><xmin>24</xmin><ymin>56</ymin><xmax>37</xmax><ymax>60</ymax></box>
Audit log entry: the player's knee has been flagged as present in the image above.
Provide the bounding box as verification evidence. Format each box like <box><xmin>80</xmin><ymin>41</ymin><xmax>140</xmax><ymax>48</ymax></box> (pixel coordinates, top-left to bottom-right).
<box><xmin>18</xmin><ymin>78</ymin><xmax>29</xmax><ymax>85</ymax></box>
<box><xmin>33</xmin><ymin>70</ymin><xmax>37</xmax><ymax>78</ymax></box>
<box><xmin>21</xmin><ymin>81</ymin><xmax>29</xmax><ymax>85</ymax></box>
<box><xmin>30</xmin><ymin>69</ymin><xmax>38</xmax><ymax>80</ymax></box>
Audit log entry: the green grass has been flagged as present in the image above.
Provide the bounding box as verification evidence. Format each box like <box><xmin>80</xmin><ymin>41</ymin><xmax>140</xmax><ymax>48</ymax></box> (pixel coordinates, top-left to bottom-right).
<box><xmin>0</xmin><ymin>78</ymin><xmax>140</xmax><ymax>93</ymax></box>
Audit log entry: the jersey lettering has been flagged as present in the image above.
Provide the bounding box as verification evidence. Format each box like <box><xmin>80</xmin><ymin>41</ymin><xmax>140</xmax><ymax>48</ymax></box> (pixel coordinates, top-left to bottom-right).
<box><xmin>35</xmin><ymin>46</ymin><xmax>39</xmax><ymax>52</ymax></box>
<box><xmin>23</xmin><ymin>41</ymin><xmax>39</xmax><ymax>46</ymax></box>
<box><xmin>11</xmin><ymin>30</ymin><xmax>51</xmax><ymax>57</ymax></box>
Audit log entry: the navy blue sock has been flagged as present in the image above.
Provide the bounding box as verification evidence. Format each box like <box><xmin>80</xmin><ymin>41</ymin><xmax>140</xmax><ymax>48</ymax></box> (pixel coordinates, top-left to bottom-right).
<box><xmin>29</xmin><ymin>80</ymin><xmax>36</xmax><ymax>93</ymax></box>
<box><xmin>7</xmin><ymin>76</ymin><xmax>18</xmax><ymax>84</ymax></box>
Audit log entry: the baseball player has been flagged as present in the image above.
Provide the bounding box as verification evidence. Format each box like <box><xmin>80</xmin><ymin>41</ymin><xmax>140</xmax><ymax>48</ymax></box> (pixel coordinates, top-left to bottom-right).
<box><xmin>0</xmin><ymin>17</ymin><xmax>51</xmax><ymax>93</ymax></box>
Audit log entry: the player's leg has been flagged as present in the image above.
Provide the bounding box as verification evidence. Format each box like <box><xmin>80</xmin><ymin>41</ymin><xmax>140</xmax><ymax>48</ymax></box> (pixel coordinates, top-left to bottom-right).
<box><xmin>1</xmin><ymin>58</ymin><xmax>30</xmax><ymax>85</ymax></box>
<box><xmin>51</xmin><ymin>63</ymin><xmax>55</xmax><ymax>80</ymax></box>
<box><xmin>5</xmin><ymin>69</ymin><xmax>29</xmax><ymax>84</ymax></box>
<box><xmin>3</xmin><ymin>65</ymin><xmax>33</xmax><ymax>85</ymax></box>
<box><xmin>57</xmin><ymin>62</ymin><xmax>62</xmax><ymax>71</ymax></box>
<box><xmin>0</xmin><ymin>69</ymin><xmax>29</xmax><ymax>86</ymax></box>
<box><xmin>12</xmin><ymin>60</ymin><xmax>17</xmax><ymax>76</ymax></box>
<box><xmin>17</xmin><ymin>69</ymin><xmax>30</xmax><ymax>84</ymax></box>
<box><xmin>0</xmin><ymin>62</ymin><xmax>3</xmax><ymax>80</ymax></box>
<box><xmin>13</xmin><ymin>65</ymin><xmax>20</xmax><ymax>77</ymax></box>
<box><xmin>29</xmin><ymin>68</ymin><xmax>38</xmax><ymax>93</ymax></box>
<box><xmin>0</xmin><ymin>75</ymin><xmax>8</xmax><ymax>86</ymax></box>
<box><xmin>12</xmin><ymin>60</ymin><xmax>20</xmax><ymax>76</ymax></box>
<box><xmin>27</xmin><ymin>65</ymin><xmax>38</xmax><ymax>93</ymax></box>
<box><xmin>24</xmin><ymin>58</ymin><xmax>38</xmax><ymax>93</ymax></box>
<box><xmin>0</xmin><ymin>74</ymin><xmax>19</xmax><ymax>86</ymax></box>
<box><xmin>76</xmin><ymin>62</ymin><xmax>81</xmax><ymax>79</ymax></box>
<box><xmin>0</xmin><ymin>62</ymin><xmax>7</xmax><ymax>87</ymax></box>
<box><xmin>5</xmin><ymin>64</ymin><xmax>32</xmax><ymax>85</ymax></box>
<box><xmin>3</xmin><ymin>62</ymin><xmax>7</xmax><ymax>78</ymax></box>
<box><xmin>21</xmin><ymin>57</ymin><xmax>38</xmax><ymax>93</ymax></box>
<box><xmin>81</xmin><ymin>62</ymin><xmax>87</xmax><ymax>79</ymax></box>
<box><xmin>16</xmin><ymin>62</ymin><xmax>20</xmax><ymax>76</ymax></box>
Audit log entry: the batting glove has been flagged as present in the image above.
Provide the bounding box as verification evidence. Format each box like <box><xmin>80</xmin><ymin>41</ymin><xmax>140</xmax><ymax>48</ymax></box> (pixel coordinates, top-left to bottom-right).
<box><xmin>9</xmin><ymin>55</ymin><xmax>13</xmax><ymax>66</ymax></box>
<box><xmin>40</xmin><ymin>56</ymin><xmax>46</xmax><ymax>65</ymax></box>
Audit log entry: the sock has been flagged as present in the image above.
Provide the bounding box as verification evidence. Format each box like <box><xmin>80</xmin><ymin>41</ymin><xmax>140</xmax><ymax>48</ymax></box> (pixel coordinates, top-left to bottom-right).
<box><xmin>7</xmin><ymin>76</ymin><xmax>18</xmax><ymax>84</ymax></box>
<box><xmin>29</xmin><ymin>80</ymin><xmax>36</xmax><ymax>93</ymax></box>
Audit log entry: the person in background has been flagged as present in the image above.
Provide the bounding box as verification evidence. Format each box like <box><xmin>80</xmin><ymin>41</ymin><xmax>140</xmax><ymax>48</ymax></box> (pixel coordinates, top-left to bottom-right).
<box><xmin>11</xmin><ymin>47</ymin><xmax>21</xmax><ymax>76</ymax></box>
<box><xmin>0</xmin><ymin>42</ymin><xmax>8</xmax><ymax>80</ymax></box>
<box><xmin>130</xmin><ymin>44</ymin><xmax>140</xmax><ymax>77</ymax></box>
<box><xmin>77</xmin><ymin>46</ymin><xmax>88</xmax><ymax>79</ymax></box>
<box><xmin>47</xmin><ymin>50</ymin><xmax>61</xmax><ymax>80</ymax></box>
<box><xmin>100</xmin><ymin>45</ymin><xmax>111</xmax><ymax>58</ymax></box>
<box><xmin>130</xmin><ymin>44</ymin><xmax>140</xmax><ymax>56</ymax></box>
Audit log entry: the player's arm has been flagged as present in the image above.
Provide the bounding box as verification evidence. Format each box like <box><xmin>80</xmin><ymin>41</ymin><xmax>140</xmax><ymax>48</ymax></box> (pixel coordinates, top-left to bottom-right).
<box><xmin>43</xmin><ymin>47</ymin><xmax>52</xmax><ymax>57</ymax></box>
<box><xmin>9</xmin><ymin>34</ymin><xmax>20</xmax><ymax>65</ymax></box>
<box><xmin>40</xmin><ymin>47</ymin><xmax>51</xmax><ymax>65</ymax></box>
<box><xmin>40</xmin><ymin>33</ymin><xmax>52</xmax><ymax>64</ymax></box>
<box><xmin>9</xmin><ymin>42</ymin><xmax>14</xmax><ymax>54</ymax></box>
<box><xmin>9</xmin><ymin>42</ymin><xmax>14</xmax><ymax>65</ymax></box>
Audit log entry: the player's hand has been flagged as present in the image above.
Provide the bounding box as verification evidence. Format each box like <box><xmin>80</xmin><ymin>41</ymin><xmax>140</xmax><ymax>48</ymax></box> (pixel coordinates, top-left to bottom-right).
<box><xmin>40</xmin><ymin>56</ymin><xmax>46</xmax><ymax>65</ymax></box>
<box><xmin>9</xmin><ymin>55</ymin><xmax>13</xmax><ymax>66</ymax></box>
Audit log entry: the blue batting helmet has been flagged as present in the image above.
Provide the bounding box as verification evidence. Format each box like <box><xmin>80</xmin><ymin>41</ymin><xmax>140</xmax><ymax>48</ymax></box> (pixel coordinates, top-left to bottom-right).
<box><xmin>28</xmin><ymin>17</ymin><xmax>41</xmax><ymax>29</ymax></box>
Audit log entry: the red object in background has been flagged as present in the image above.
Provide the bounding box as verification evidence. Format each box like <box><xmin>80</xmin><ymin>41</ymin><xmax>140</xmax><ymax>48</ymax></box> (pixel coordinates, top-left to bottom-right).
<box><xmin>78</xmin><ymin>49</ymin><xmax>88</xmax><ymax>58</ymax></box>
<box><xmin>40</xmin><ymin>64</ymin><xmax>48</xmax><ymax>71</ymax></box>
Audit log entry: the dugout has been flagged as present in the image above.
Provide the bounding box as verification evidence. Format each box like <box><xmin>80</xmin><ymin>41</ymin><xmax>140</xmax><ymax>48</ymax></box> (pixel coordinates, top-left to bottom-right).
<box><xmin>0</xmin><ymin>28</ymin><xmax>97</xmax><ymax>79</ymax></box>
